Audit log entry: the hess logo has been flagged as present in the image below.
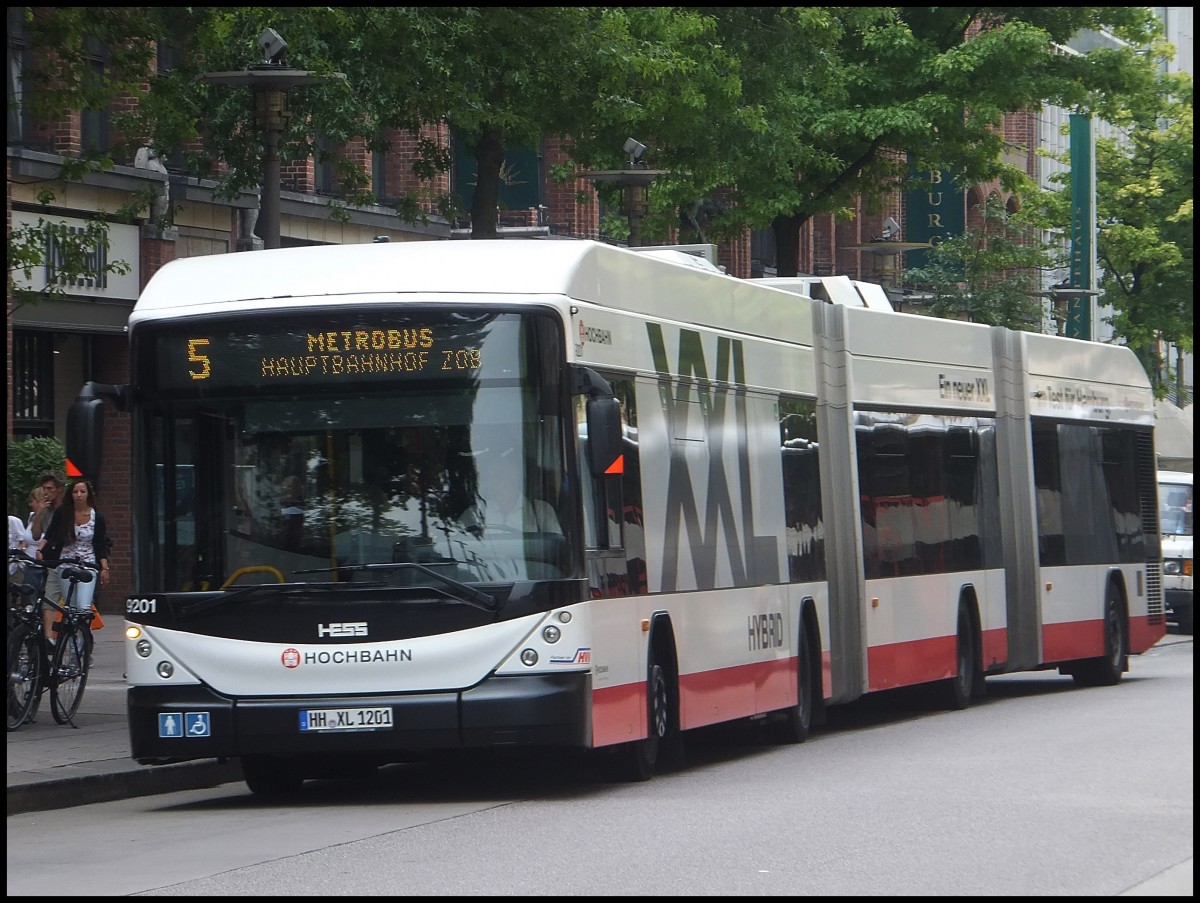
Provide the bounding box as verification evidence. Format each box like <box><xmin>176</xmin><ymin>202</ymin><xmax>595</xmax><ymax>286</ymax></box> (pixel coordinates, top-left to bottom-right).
<box><xmin>317</xmin><ymin>622</ymin><xmax>369</xmax><ymax>638</ymax></box>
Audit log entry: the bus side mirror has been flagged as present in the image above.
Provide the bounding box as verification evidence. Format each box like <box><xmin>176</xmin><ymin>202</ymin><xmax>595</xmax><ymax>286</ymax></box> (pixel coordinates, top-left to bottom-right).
<box><xmin>66</xmin><ymin>383</ymin><xmax>114</xmax><ymax>482</ymax></box>
<box><xmin>586</xmin><ymin>395</ymin><xmax>623</xmax><ymax>477</ymax></box>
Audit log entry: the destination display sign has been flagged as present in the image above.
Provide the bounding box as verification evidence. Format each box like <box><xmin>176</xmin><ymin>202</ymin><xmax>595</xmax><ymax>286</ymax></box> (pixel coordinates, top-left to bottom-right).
<box><xmin>144</xmin><ymin>313</ymin><xmax>518</xmax><ymax>393</ymax></box>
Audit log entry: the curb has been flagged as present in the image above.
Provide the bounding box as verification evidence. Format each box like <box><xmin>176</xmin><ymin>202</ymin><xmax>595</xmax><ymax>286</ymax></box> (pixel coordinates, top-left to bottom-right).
<box><xmin>7</xmin><ymin>758</ymin><xmax>244</xmax><ymax>816</ymax></box>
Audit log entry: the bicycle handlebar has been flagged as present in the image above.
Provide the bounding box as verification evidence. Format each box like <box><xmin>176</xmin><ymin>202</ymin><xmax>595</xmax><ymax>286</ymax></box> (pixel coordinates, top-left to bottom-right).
<box><xmin>7</xmin><ymin>549</ymin><xmax>100</xmax><ymax>571</ymax></box>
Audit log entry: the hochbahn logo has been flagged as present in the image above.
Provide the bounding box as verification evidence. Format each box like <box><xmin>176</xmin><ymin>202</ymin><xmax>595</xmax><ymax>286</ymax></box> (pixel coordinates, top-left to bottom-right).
<box><xmin>280</xmin><ymin>646</ymin><xmax>412</xmax><ymax>668</ymax></box>
<box><xmin>579</xmin><ymin>321</ymin><xmax>613</xmax><ymax>345</ymax></box>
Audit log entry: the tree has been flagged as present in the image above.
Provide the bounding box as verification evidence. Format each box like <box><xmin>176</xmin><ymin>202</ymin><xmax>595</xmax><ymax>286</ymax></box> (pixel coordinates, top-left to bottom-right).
<box><xmin>540</xmin><ymin>7</ymin><xmax>749</xmax><ymax>244</ymax></box>
<box><xmin>1035</xmin><ymin>59</ymin><xmax>1192</xmax><ymax>393</ymax></box>
<box><xmin>11</xmin><ymin>7</ymin><xmax>1171</xmax><ymax>271</ymax></box>
<box><xmin>903</xmin><ymin>195</ymin><xmax>1057</xmax><ymax>329</ymax></box>
<box><xmin>7</xmin><ymin>6</ymin><xmax>157</xmax><ymax>310</ymax></box>
<box><xmin>391</xmin><ymin>7</ymin><xmax>620</xmax><ymax>239</ymax></box>
<box><xmin>586</xmin><ymin>8</ymin><xmax>1165</xmax><ymax>276</ymax></box>
<box><xmin>117</xmin><ymin>8</ymin><xmax>735</xmax><ymax>241</ymax></box>
<box><xmin>7</xmin><ymin>436</ymin><xmax>66</xmax><ymax>517</ymax></box>
<box><xmin>1094</xmin><ymin>74</ymin><xmax>1193</xmax><ymax>392</ymax></box>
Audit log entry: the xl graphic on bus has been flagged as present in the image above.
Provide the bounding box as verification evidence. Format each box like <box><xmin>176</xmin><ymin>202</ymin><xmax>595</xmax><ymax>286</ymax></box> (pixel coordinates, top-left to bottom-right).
<box><xmin>67</xmin><ymin>239</ymin><xmax>1164</xmax><ymax>795</ymax></box>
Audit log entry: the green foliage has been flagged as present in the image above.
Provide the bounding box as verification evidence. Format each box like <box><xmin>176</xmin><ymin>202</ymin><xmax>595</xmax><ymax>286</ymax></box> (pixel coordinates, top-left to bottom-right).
<box><xmin>1037</xmin><ymin>60</ymin><xmax>1192</xmax><ymax>393</ymax></box>
<box><xmin>11</xmin><ymin>5</ymin><xmax>1177</xmax><ymax>282</ymax></box>
<box><xmin>904</xmin><ymin>196</ymin><xmax>1058</xmax><ymax>329</ymax></box>
<box><xmin>7</xmin><ymin>8</ymin><xmax>157</xmax><ymax>306</ymax></box>
<box><xmin>6</xmin><ymin>437</ymin><xmax>66</xmax><ymax>518</ymax></box>
<box><xmin>646</xmin><ymin>7</ymin><xmax>1166</xmax><ymax>274</ymax></box>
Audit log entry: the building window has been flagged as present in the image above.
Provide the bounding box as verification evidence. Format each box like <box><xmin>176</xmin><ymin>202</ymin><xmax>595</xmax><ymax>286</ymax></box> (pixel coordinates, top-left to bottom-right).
<box><xmin>372</xmin><ymin>142</ymin><xmax>387</xmax><ymax>205</ymax></box>
<box><xmin>6</xmin><ymin>7</ymin><xmax>32</xmax><ymax>147</ymax></box>
<box><xmin>81</xmin><ymin>38</ymin><xmax>109</xmax><ymax>154</ymax></box>
<box><xmin>750</xmin><ymin>227</ymin><xmax>777</xmax><ymax>278</ymax></box>
<box><xmin>12</xmin><ymin>331</ymin><xmax>55</xmax><ymax>436</ymax></box>
<box><xmin>157</xmin><ymin>43</ymin><xmax>188</xmax><ymax>173</ymax></box>
<box><xmin>314</xmin><ymin>135</ymin><xmax>336</xmax><ymax>196</ymax></box>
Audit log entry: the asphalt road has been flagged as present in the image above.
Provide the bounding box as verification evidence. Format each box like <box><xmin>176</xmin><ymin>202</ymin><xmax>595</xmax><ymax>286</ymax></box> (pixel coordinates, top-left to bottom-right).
<box><xmin>6</xmin><ymin>634</ymin><xmax>1192</xmax><ymax>896</ymax></box>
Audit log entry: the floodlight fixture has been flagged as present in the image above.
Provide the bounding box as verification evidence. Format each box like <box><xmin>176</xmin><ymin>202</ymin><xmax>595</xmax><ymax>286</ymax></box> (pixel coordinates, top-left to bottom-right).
<box><xmin>624</xmin><ymin>137</ymin><xmax>647</xmax><ymax>166</ymax></box>
<box><xmin>258</xmin><ymin>27</ymin><xmax>287</xmax><ymax>65</ymax></box>
<box><xmin>881</xmin><ymin>216</ymin><xmax>901</xmax><ymax>240</ymax></box>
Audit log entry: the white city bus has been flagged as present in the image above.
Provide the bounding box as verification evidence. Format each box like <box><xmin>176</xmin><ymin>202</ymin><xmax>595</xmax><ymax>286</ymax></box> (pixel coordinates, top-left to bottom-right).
<box><xmin>68</xmin><ymin>240</ymin><xmax>1164</xmax><ymax>794</ymax></box>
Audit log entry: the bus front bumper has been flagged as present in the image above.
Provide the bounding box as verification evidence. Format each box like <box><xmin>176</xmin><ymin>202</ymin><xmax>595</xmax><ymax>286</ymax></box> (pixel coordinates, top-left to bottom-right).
<box><xmin>128</xmin><ymin>671</ymin><xmax>592</xmax><ymax>764</ymax></box>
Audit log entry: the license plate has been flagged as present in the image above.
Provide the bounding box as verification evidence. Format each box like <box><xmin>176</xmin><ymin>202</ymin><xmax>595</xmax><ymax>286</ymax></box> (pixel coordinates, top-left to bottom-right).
<box><xmin>299</xmin><ymin>707</ymin><xmax>393</xmax><ymax>732</ymax></box>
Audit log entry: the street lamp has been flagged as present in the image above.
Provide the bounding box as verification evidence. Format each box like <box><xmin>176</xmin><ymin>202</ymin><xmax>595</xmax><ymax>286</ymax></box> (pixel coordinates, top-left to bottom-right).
<box><xmin>1044</xmin><ymin>280</ymin><xmax>1100</xmax><ymax>338</ymax></box>
<box><xmin>582</xmin><ymin>139</ymin><xmax>668</xmax><ymax>248</ymax></box>
<box><xmin>201</xmin><ymin>28</ymin><xmax>343</xmax><ymax>250</ymax></box>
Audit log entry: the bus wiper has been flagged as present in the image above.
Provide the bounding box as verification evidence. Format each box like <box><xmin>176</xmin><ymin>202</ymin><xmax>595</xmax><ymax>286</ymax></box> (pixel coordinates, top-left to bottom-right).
<box><xmin>295</xmin><ymin>562</ymin><xmax>500</xmax><ymax>612</ymax></box>
<box><xmin>178</xmin><ymin>580</ymin><xmax>383</xmax><ymax>620</ymax></box>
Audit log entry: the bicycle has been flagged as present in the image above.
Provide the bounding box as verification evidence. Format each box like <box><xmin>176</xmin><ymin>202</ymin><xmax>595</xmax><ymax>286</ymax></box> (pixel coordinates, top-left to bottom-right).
<box><xmin>7</xmin><ymin>551</ymin><xmax>49</xmax><ymax>731</ymax></box>
<box><xmin>45</xmin><ymin>559</ymin><xmax>101</xmax><ymax>727</ymax></box>
<box><xmin>7</xmin><ymin>551</ymin><xmax>100</xmax><ymax>730</ymax></box>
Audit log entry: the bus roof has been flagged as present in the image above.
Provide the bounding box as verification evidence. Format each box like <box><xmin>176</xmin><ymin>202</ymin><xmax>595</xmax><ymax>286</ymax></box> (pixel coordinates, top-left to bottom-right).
<box><xmin>129</xmin><ymin>239</ymin><xmax>817</xmax><ymax>343</ymax></box>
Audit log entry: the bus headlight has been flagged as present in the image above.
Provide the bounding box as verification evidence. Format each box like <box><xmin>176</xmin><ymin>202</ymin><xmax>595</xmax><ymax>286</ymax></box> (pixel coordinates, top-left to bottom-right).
<box><xmin>136</xmin><ymin>639</ymin><xmax>152</xmax><ymax>658</ymax></box>
<box><xmin>542</xmin><ymin>625</ymin><xmax>561</xmax><ymax>643</ymax></box>
<box><xmin>520</xmin><ymin>649</ymin><xmax>538</xmax><ymax>666</ymax></box>
<box><xmin>1163</xmin><ymin>558</ymin><xmax>1182</xmax><ymax>576</ymax></box>
<box><xmin>156</xmin><ymin>661</ymin><xmax>175</xmax><ymax>679</ymax></box>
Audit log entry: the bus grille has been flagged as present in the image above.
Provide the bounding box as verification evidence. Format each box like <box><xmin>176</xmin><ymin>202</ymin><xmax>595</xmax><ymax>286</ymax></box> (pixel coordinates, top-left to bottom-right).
<box><xmin>1144</xmin><ymin>561</ymin><xmax>1164</xmax><ymax>624</ymax></box>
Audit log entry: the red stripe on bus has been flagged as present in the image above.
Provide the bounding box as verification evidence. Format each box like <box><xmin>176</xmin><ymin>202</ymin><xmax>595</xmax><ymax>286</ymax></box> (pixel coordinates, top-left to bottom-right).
<box><xmin>1042</xmin><ymin>619</ymin><xmax>1105</xmax><ymax>662</ymax></box>
<box><xmin>867</xmin><ymin>635</ymin><xmax>957</xmax><ymax>691</ymax></box>
<box><xmin>593</xmin><ymin>656</ymin><xmax>809</xmax><ymax>746</ymax></box>
<box><xmin>591</xmin><ymin>682</ymin><xmax>645</xmax><ymax>748</ymax></box>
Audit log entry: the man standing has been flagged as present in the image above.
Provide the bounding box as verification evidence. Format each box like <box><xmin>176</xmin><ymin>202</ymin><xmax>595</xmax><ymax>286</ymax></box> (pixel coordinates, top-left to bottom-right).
<box><xmin>31</xmin><ymin>473</ymin><xmax>64</xmax><ymax>541</ymax></box>
<box><xmin>32</xmin><ymin>472</ymin><xmax>65</xmax><ymax>604</ymax></box>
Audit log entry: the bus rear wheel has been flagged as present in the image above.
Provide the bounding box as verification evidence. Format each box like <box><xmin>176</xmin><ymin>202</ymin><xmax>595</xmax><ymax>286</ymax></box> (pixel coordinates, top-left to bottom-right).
<box><xmin>1072</xmin><ymin>591</ymin><xmax>1127</xmax><ymax>687</ymax></box>
<box><xmin>940</xmin><ymin>606</ymin><xmax>976</xmax><ymax>710</ymax></box>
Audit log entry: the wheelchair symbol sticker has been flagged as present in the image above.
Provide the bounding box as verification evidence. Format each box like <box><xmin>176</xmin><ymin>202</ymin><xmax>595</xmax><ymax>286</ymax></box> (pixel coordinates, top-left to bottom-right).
<box><xmin>185</xmin><ymin>712</ymin><xmax>211</xmax><ymax>737</ymax></box>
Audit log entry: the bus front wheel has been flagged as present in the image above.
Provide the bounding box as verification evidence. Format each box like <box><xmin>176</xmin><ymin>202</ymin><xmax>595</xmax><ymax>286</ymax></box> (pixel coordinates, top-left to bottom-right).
<box><xmin>242</xmin><ymin>755</ymin><xmax>304</xmax><ymax>797</ymax></box>
<box><xmin>611</xmin><ymin>654</ymin><xmax>670</xmax><ymax>782</ymax></box>
<box><xmin>769</xmin><ymin>616</ymin><xmax>814</xmax><ymax>743</ymax></box>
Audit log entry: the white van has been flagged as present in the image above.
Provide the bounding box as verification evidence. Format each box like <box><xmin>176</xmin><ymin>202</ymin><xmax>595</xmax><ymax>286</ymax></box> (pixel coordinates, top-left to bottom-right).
<box><xmin>1158</xmin><ymin>470</ymin><xmax>1193</xmax><ymax>633</ymax></box>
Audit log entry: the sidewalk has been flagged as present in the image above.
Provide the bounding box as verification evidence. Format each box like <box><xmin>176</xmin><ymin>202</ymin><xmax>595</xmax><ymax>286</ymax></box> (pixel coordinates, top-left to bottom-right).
<box><xmin>6</xmin><ymin>626</ymin><xmax>241</xmax><ymax>816</ymax></box>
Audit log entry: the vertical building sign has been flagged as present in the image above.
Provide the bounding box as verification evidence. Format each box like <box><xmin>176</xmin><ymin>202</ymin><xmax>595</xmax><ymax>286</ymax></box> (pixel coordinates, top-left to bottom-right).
<box><xmin>906</xmin><ymin>159</ymin><xmax>965</xmax><ymax>270</ymax></box>
<box><xmin>1067</xmin><ymin>114</ymin><xmax>1094</xmax><ymax>340</ymax></box>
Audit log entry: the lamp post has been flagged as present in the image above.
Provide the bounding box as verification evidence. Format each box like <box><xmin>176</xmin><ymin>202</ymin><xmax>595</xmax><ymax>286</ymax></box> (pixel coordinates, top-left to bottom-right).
<box><xmin>844</xmin><ymin>236</ymin><xmax>933</xmax><ymax>308</ymax></box>
<box><xmin>1046</xmin><ymin>283</ymin><xmax>1100</xmax><ymax>338</ymax></box>
<box><xmin>582</xmin><ymin>138</ymin><xmax>668</xmax><ymax>248</ymax></box>
<box><xmin>201</xmin><ymin>28</ymin><xmax>342</xmax><ymax>250</ymax></box>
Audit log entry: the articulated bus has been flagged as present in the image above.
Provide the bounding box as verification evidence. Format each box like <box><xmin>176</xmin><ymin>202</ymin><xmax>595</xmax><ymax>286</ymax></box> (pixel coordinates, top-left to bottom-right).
<box><xmin>68</xmin><ymin>240</ymin><xmax>1164</xmax><ymax>794</ymax></box>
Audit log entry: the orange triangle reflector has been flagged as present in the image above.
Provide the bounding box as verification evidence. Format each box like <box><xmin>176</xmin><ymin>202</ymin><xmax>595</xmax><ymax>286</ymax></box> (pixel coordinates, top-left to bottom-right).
<box><xmin>605</xmin><ymin>454</ymin><xmax>624</xmax><ymax>475</ymax></box>
<box><xmin>65</xmin><ymin>459</ymin><xmax>84</xmax><ymax>478</ymax></box>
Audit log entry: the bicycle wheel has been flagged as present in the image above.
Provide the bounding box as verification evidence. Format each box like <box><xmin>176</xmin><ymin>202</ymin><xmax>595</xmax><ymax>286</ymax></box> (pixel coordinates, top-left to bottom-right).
<box><xmin>7</xmin><ymin>623</ymin><xmax>43</xmax><ymax>731</ymax></box>
<box><xmin>50</xmin><ymin>620</ymin><xmax>92</xmax><ymax>725</ymax></box>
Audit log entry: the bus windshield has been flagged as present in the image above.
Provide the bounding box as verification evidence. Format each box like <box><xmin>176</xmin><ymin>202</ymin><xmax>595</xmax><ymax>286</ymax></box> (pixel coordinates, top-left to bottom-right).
<box><xmin>136</xmin><ymin>309</ymin><xmax>576</xmax><ymax>591</ymax></box>
<box><xmin>1159</xmin><ymin>481</ymin><xmax>1193</xmax><ymax>537</ymax></box>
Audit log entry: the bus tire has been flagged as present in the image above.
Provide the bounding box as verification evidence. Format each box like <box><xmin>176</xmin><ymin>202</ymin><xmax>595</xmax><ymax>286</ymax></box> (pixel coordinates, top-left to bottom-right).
<box><xmin>612</xmin><ymin>655</ymin><xmax>670</xmax><ymax>782</ymax></box>
<box><xmin>242</xmin><ymin>755</ymin><xmax>304</xmax><ymax>797</ymax></box>
<box><xmin>940</xmin><ymin>605</ymin><xmax>976</xmax><ymax>710</ymax></box>
<box><xmin>769</xmin><ymin>615</ymin><xmax>814</xmax><ymax>744</ymax></box>
<box><xmin>1073</xmin><ymin>590</ymin><xmax>1127</xmax><ymax>687</ymax></box>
